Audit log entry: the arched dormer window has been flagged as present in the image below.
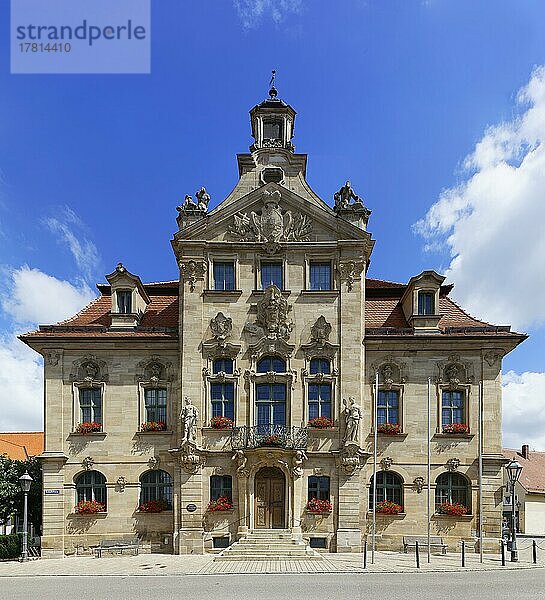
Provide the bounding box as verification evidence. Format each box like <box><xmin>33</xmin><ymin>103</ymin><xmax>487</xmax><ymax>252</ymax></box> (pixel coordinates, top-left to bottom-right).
<box><xmin>257</xmin><ymin>356</ymin><xmax>286</xmax><ymax>373</ymax></box>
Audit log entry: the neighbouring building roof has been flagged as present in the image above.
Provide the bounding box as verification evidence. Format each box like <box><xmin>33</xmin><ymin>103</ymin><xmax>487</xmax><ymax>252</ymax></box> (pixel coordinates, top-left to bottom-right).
<box><xmin>503</xmin><ymin>448</ymin><xmax>545</xmax><ymax>494</ymax></box>
<box><xmin>19</xmin><ymin>277</ymin><xmax>524</xmax><ymax>342</ymax></box>
<box><xmin>0</xmin><ymin>432</ymin><xmax>44</xmax><ymax>461</ymax></box>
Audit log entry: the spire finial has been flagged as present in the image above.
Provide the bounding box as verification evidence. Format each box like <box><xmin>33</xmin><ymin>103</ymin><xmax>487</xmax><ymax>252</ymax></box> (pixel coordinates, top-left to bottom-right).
<box><xmin>268</xmin><ymin>69</ymin><xmax>278</xmax><ymax>99</ymax></box>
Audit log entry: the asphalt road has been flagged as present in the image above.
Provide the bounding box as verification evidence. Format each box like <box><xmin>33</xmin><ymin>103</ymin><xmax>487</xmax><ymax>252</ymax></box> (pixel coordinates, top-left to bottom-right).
<box><xmin>1</xmin><ymin>570</ymin><xmax>544</xmax><ymax>600</ymax></box>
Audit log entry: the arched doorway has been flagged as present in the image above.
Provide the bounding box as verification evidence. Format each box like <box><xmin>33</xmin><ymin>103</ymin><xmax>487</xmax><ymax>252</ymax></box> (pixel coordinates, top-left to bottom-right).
<box><xmin>254</xmin><ymin>467</ymin><xmax>286</xmax><ymax>529</ymax></box>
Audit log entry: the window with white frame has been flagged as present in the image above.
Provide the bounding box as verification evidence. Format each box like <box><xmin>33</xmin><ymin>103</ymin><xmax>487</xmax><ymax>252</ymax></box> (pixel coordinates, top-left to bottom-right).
<box><xmin>79</xmin><ymin>388</ymin><xmax>102</xmax><ymax>426</ymax></box>
<box><xmin>309</xmin><ymin>261</ymin><xmax>332</xmax><ymax>291</ymax></box>
<box><xmin>144</xmin><ymin>388</ymin><xmax>167</xmax><ymax>425</ymax></box>
<box><xmin>213</xmin><ymin>261</ymin><xmax>235</xmax><ymax>291</ymax></box>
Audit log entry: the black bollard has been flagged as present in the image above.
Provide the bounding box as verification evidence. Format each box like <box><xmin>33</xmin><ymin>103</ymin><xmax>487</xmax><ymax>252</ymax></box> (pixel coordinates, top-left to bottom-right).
<box><xmin>364</xmin><ymin>539</ymin><xmax>367</xmax><ymax>569</ymax></box>
<box><xmin>533</xmin><ymin>540</ymin><xmax>537</xmax><ymax>564</ymax></box>
<box><xmin>462</xmin><ymin>540</ymin><xmax>465</xmax><ymax>567</ymax></box>
<box><xmin>501</xmin><ymin>539</ymin><xmax>505</xmax><ymax>566</ymax></box>
<box><xmin>415</xmin><ymin>540</ymin><xmax>420</xmax><ymax>569</ymax></box>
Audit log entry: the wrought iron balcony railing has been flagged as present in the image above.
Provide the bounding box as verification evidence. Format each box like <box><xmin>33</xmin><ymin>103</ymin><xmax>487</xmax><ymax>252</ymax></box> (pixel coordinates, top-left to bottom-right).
<box><xmin>230</xmin><ymin>424</ymin><xmax>309</xmax><ymax>450</ymax></box>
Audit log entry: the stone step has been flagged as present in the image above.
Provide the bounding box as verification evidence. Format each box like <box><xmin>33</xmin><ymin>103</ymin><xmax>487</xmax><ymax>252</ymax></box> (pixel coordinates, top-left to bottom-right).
<box><xmin>214</xmin><ymin>554</ymin><xmax>323</xmax><ymax>561</ymax></box>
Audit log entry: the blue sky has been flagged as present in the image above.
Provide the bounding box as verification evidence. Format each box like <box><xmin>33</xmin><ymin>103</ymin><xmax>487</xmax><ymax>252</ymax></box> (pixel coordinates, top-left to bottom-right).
<box><xmin>1</xmin><ymin>0</ymin><xmax>545</xmax><ymax>447</ymax></box>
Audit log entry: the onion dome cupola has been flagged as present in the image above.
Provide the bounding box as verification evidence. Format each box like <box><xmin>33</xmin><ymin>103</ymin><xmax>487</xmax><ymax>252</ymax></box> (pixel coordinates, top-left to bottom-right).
<box><xmin>249</xmin><ymin>71</ymin><xmax>296</xmax><ymax>153</ymax></box>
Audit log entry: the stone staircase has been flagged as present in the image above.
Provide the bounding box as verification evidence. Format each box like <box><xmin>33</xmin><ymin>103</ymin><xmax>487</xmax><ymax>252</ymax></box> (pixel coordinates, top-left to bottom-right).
<box><xmin>215</xmin><ymin>529</ymin><xmax>323</xmax><ymax>561</ymax></box>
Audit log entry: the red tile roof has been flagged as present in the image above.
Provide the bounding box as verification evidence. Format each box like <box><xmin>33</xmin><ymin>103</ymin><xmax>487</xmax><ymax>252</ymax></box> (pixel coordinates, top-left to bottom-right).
<box><xmin>503</xmin><ymin>448</ymin><xmax>545</xmax><ymax>494</ymax></box>
<box><xmin>0</xmin><ymin>433</ymin><xmax>44</xmax><ymax>460</ymax></box>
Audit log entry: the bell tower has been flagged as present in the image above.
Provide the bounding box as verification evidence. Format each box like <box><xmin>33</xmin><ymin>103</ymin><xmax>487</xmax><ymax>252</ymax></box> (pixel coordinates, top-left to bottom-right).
<box><xmin>249</xmin><ymin>72</ymin><xmax>296</xmax><ymax>153</ymax></box>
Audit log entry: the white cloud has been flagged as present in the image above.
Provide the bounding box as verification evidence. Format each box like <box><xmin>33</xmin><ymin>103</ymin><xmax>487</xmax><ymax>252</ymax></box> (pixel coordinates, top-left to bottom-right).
<box><xmin>0</xmin><ymin>333</ymin><xmax>43</xmax><ymax>431</ymax></box>
<box><xmin>44</xmin><ymin>206</ymin><xmax>100</xmax><ymax>281</ymax></box>
<box><xmin>503</xmin><ymin>371</ymin><xmax>545</xmax><ymax>451</ymax></box>
<box><xmin>233</xmin><ymin>0</ymin><xmax>302</xmax><ymax>29</ymax></box>
<box><xmin>415</xmin><ymin>66</ymin><xmax>545</xmax><ymax>332</ymax></box>
<box><xmin>2</xmin><ymin>265</ymin><xmax>95</xmax><ymax>326</ymax></box>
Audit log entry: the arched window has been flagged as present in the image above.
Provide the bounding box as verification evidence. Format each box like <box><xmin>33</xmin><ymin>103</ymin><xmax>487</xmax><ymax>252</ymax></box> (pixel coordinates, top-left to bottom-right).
<box><xmin>140</xmin><ymin>470</ymin><xmax>173</xmax><ymax>509</ymax></box>
<box><xmin>210</xmin><ymin>475</ymin><xmax>232</xmax><ymax>501</ymax></box>
<box><xmin>310</xmin><ymin>358</ymin><xmax>331</xmax><ymax>375</ymax></box>
<box><xmin>75</xmin><ymin>471</ymin><xmax>107</xmax><ymax>508</ymax></box>
<box><xmin>369</xmin><ymin>472</ymin><xmax>403</xmax><ymax>510</ymax></box>
<box><xmin>435</xmin><ymin>472</ymin><xmax>470</xmax><ymax>511</ymax></box>
<box><xmin>257</xmin><ymin>356</ymin><xmax>286</xmax><ymax>373</ymax></box>
<box><xmin>308</xmin><ymin>476</ymin><xmax>330</xmax><ymax>501</ymax></box>
<box><xmin>213</xmin><ymin>358</ymin><xmax>234</xmax><ymax>374</ymax></box>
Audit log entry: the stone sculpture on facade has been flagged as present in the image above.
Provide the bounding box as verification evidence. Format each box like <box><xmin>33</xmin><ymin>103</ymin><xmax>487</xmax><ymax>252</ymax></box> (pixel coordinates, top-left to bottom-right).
<box><xmin>380</xmin><ymin>457</ymin><xmax>393</xmax><ymax>471</ymax></box>
<box><xmin>82</xmin><ymin>456</ymin><xmax>94</xmax><ymax>470</ymax></box>
<box><xmin>255</xmin><ymin>285</ymin><xmax>293</xmax><ymax>340</ymax></box>
<box><xmin>342</xmin><ymin>397</ymin><xmax>362</xmax><ymax>445</ymax></box>
<box><xmin>413</xmin><ymin>476</ymin><xmax>425</xmax><ymax>493</ymax></box>
<box><xmin>180</xmin><ymin>396</ymin><xmax>198</xmax><ymax>445</ymax></box>
<box><xmin>210</xmin><ymin>312</ymin><xmax>233</xmax><ymax>344</ymax></box>
<box><xmin>179</xmin><ymin>259</ymin><xmax>207</xmax><ymax>292</ymax></box>
<box><xmin>229</xmin><ymin>190</ymin><xmax>312</xmax><ymax>253</ymax></box>
<box><xmin>446</xmin><ymin>458</ymin><xmax>460</xmax><ymax>472</ymax></box>
<box><xmin>338</xmin><ymin>260</ymin><xmax>365</xmax><ymax>292</ymax></box>
<box><xmin>292</xmin><ymin>450</ymin><xmax>308</xmax><ymax>478</ymax></box>
<box><xmin>310</xmin><ymin>316</ymin><xmax>331</xmax><ymax>347</ymax></box>
<box><xmin>195</xmin><ymin>187</ymin><xmax>211</xmax><ymax>211</ymax></box>
<box><xmin>334</xmin><ymin>181</ymin><xmax>364</xmax><ymax>210</ymax></box>
<box><xmin>337</xmin><ymin>444</ymin><xmax>368</xmax><ymax>476</ymax></box>
<box><xmin>333</xmin><ymin>181</ymin><xmax>372</xmax><ymax>229</ymax></box>
<box><xmin>232</xmin><ymin>450</ymin><xmax>249</xmax><ymax>478</ymax></box>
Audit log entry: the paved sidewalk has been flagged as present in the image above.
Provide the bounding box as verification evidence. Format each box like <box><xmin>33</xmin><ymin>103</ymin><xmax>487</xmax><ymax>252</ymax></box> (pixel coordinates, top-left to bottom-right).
<box><xmin>1</xmin><ymin>547</ymin><xmax>543</xmax><ymax>577</ymax></box>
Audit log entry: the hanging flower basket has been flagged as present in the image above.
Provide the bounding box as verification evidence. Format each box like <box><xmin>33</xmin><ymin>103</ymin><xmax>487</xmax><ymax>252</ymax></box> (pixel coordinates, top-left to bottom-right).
<box><xmin>308</xmin><ymin>417</ymin><xmax>334</xmax><ymax>429</ymax></box>
<box><xmin>207</xmin><ymin>496</ymin><xmax>233</xmax><ymax>512</ymax></box>
<box><xmin>260</xmin><ymin>434</ymin><xmax>284</xmax><ymax>447</ymax></box>
<box><xmin>306</xmin><ymin>498</ymin><xmax>332</xmax><ymax>514</ymax></box>
<box><xmin>377</xmin><ymin>423</ymin><xmax>402</xmax><ymax>435</ymax></box>
<box><xmin>436</xmin><ymin>501</ymin><xmax>469</xmax><ymax>516</ymax></box>
<box><xmin>375</xmin><ymin>500</ymin><xmax>403</xmax><ymax>515</ymax></box>
<box><xmin>74</xmin><ymin>500</ymin><xmax>105</xmax><ymax>514</ymax></box>
<box><xmin>139</xmin><ymin>499</ymin><xmax>169</xmax><ymax>513</ymax></box>
<box><xmin>75</xmin><ymin>421</ymin><xmax>102</xmax><ymax>434</ymax></box>
<box><xmin>210</xmin><ymin>416</ymin><xmax>234</xmax><ymax>429</ymax></box>
<box><xmin>140</xmin><ymin>421</ymin><xmax>167</xmax><ymax>432</ymax></box>
<box><xmin>442</xmin><ymin>423</ymin><xmax>470</xmax><ymax>434</ymax></box>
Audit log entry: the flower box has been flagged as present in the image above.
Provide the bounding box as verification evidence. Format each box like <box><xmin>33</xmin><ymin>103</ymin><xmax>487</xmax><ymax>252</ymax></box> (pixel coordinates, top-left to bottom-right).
<box><xmin>75</xmin><ymin>421</ymin><xmax>102</xmax><ymax>434</ymax></box>
<box><xmin>306</xmin><ymin>498</ymin><xmax>332</xmax><ymax>514</ymax></box>
<box><xmin>139</xmin><ymin>499</ymin><xmax>170</xmax><ymax>513</ymax></box>
<box><xmin>74</xmin><ymin>500</ymin><xmax>105</xmax><ymax>515</ymax></box>
<box><xmin>436</xmin><ymin>501</ymin><xmax>469</xmax><ymax>516</ymax></box>
<box><xmin>377</xmin><ymin>423</ymin><xmax>402</xmax><ymax>435</ymax></box>
<box><xmin>260</xmin><ymin>434</ymin><xmax>284</xmax><ymax>447</ymax></box>
<box><xmin>442</xmin><ymin>423</ymin><xmax>470</xmax><ymax>434</ymax></box>
<box><xmin>140</xmin><ymin>421</ymin><xmax>167</xmax><ymax>432</ymax></box>
<box><xmin>210</xmin><ymin>416</ymin><xmax>234</xmax><ymax>430</ymax></box>
<box><xmin>375</xmin><ymin>500</ymin><xmax>403</xmax><ymax>515</ymax></box>
<box><xmin>208</xmin><ymin>496</ymin><xmax>233</xmax><ymax>512</ymax></box>
<box><xmin>308</xmin><ymin>417</ymin><xmax>334</xmax><ymax>429</ymax></box>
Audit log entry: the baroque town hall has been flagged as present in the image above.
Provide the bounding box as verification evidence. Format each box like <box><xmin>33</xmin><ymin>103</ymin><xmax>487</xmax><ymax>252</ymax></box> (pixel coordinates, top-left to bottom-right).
<box><xmin>22</xmin><ymin>84</ymin><xmax>525</xmax><ymax>558</ymax></box>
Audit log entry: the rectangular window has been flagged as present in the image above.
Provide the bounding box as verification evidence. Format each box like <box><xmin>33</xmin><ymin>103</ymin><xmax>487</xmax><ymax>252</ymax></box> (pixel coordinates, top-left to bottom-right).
<box><xmin>263</xmin><ymin>120</ymin><xmax>282</xmax><ymax>140</ymax></box>
<box><xmin>144</xmin><ymin>388</ymin><xmax>167</xmax><ymax>424</ymax></box>
<box><xmin>211</xmin><ymin>382</ymin><xmax>235</xmax><ymax>421</ymax></box>
<box><xmin>117</xmin><ymin>290</ymin><xmax>132</xmax><ymax>313</ymax></box>
<box><xmin>308</xmin><ymin>476</ymin><xmax>330</xmax><ymax>501</ymax></box>
<box><xmin>377</xmin><ymin>390</ymin><xmax>399</xmax><ymax>425</ymax></box>
<box><xmin>213</xmin><ymin>261</ymin><xmax>235</xmax><ymax>291</ymax></box>
<box><xmin>442</xmin><ymin>390</ymin><xmax>465</xmax><ymax>426</ymax></box>
<box><xmin>308</xmin><ymin>383</ymin><xmax>332</xmax><ymax>420</ymax></box>
<box><xmin>79</xmin><ymin>388</ymin><xmax>102</xmax><ymax>424</ymax></box>
<box><xmin>210</xmin><ymin>475</ymin><xmax>232</xmax><ymax>501</ymax></box>
<box><xmin>418</xmin><ymin>291</ymin><xmax>435</xmax><ymax>315</ymax></box>
<box><xmin>309</xmin><ymin>262</ymin><xmax>332</xmax><ymax>291</ymax></box>
<box><xmin>261</xmin><ymin>261</ymin><xmax>283</xmax><ymax>290</ymax></box>
<box><xmin>256</xmin><ymin>383</ymin><xmax>286</xmax><ymax>427</ymax></box>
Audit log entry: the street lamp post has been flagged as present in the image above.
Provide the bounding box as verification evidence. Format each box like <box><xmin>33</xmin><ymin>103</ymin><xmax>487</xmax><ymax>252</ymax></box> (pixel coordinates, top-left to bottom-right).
<box><xmin>505</xmin><ymin>459</ymin><xmax>523</xmax><ymax>563</ymax></box>
<box><xmin>18</xmin><ymin>471</ymin><xmax>33</xmax><ymax>562</ymax></box>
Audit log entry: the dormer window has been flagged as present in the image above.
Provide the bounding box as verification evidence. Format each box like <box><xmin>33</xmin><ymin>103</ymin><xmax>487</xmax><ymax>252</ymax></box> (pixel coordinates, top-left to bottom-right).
<box><xmin>418</xmin><ymin>291</ymin><xmax>435</xmax><ymax>316</ymax></box>
<box><xmin>117</xmin><ymin>290</ymin><xmax>132</xmax><ymax>314</ymax></box>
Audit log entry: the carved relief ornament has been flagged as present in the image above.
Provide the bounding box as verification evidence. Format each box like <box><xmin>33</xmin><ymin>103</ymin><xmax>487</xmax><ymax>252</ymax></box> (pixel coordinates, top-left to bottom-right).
<box><xmin>255</xmin><ymin>284</ymin><xmax>293</xmax><ymax>340</ymax></box>
<box><xmin>136</xmin><ymin>355</ymin><xmax>173</xmax><ymax>385</ymax></box>
<box><xmin>179</xmin><ymin>259</ymin><xmax>207</xmax><ymax>292</ymax></box>
<box><xmin>436</xmin><ymin>355</ymin><xmax>474</xmax><ymax>388</ymax></box>
<box><xmin>335</xmin><ymin>443</ymin><xmax>368</xmax><ymax>476</ymax></box>
<box><xmin>338</xmin><ymin>260</ymin><xmax>365</xmax><ymax>292</ymax></box>
<box><xmin>301</xmin><ymin>315</ymin><xmax>339</xmax><ymax>361</ymax></box>
<box><xmin>70</xmin><ymin>355</ymin><xmax>108</xmax><ymax>383</ymax></box>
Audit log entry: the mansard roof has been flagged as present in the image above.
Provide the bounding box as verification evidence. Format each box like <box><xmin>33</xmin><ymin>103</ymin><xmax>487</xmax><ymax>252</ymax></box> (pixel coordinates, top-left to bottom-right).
<box><xmin>19</xmin><ymin>277</ymin><xmax>525</xmax><ymax>344</ymax></box>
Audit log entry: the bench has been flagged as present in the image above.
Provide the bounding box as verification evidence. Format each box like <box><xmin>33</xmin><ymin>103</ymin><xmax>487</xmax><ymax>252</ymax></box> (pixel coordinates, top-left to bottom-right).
<box><xmin>95</xmin><ymin>537</ymin><xmax>140</xmax><ymax>558</ymax></box>
<box><xmin>403</xmin><ymin>535</ymin><xmax>447</xmax><ymax>554</ymax></box>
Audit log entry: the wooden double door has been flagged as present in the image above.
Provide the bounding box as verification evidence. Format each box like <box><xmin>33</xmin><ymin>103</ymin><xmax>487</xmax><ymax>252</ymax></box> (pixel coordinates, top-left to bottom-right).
<box><xmin>254</xmin><ymin>467</ymin><xmax>286</xmax><ymax>529</ymax></box>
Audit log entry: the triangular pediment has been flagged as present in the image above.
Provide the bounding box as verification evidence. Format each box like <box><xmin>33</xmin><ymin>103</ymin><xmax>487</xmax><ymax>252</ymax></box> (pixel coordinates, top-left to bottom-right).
<box><xmin>173</xmin><ymin>182</ymin><xmax>373</xmax><ymax>249</ymax></box>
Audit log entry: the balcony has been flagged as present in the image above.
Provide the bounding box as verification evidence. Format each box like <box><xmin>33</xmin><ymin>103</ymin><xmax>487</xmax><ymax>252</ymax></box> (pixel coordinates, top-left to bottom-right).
<box><xmin>230</xmin><ymin>424</ymin><xmax>309</xmax><ymax>450</ymax></box>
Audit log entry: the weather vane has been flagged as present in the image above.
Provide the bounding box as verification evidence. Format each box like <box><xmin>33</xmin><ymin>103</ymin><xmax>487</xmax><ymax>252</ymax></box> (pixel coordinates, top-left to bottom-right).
<box><xmin>268</xmin><ymin>70</ymin><xmax>278</xmax><ymax>99</ymax></box>
<box><xmin>269</xmin><ymin>69</ymin><xmax>276</xmax><ymax>87</ymax></box>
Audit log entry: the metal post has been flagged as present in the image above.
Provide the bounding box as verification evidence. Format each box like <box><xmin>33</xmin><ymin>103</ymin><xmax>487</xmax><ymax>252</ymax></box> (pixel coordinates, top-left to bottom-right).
<box><xmin>461</xmin><ymin>540</ymin><xmax>465</xmax><ymax>567</ymax></box>
<box><xmin>21</xmin><ymin>490</ymin><xmax>28</xmax><ymax>562</ymax></box>
<box><xmin>533</xmin><ymin>539</ymin><xmax>537</xmax><ymax>564</ymax></box>
<box><xmin>415</xmin><ymin>540</ymin><xmax>420</xmax><ymax>569</ymax></box>
<box><xmin>371</xmin><ymin>371</ymin><xmax>378</xmax><ymax>564</ymax></box>
<box><xmin>427</xmin><ymin>377</ymin><xmax>431</xmax><ymax>564</ymax></box>
<box><xmin>511</xmin><ymin>480</ymin><xmax>518</xmax><ymax>562</ymax></box>
<box><xmin>501</xmin><ymin>539</ymin><xmax>505</xmax><ymax>566</ymax></box>
<box><xmin>478</xmin><ymin>381</ymin><xmax>483</xmax><ymax>563</ymax></box>
<box><xmin>363</xmin><ymin>539</ymin><xmax>367</xmax><ymax>569</ymax></box>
